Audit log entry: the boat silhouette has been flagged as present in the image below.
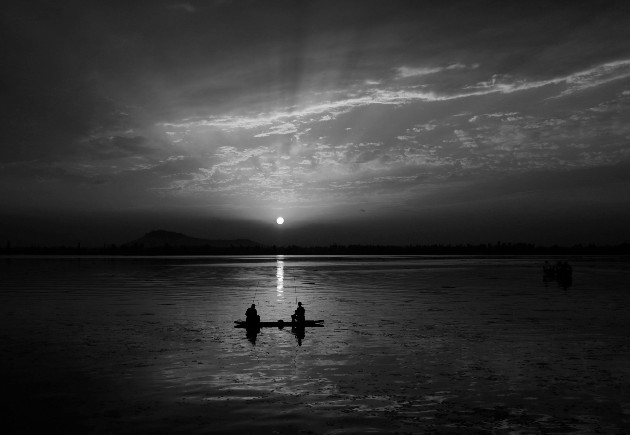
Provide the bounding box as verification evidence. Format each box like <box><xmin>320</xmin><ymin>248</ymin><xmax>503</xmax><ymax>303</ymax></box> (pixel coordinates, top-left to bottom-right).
<box><xmin>234</xmin><ymin>320</ymin><xmax>324</xmax><ymax>328</ymax></box>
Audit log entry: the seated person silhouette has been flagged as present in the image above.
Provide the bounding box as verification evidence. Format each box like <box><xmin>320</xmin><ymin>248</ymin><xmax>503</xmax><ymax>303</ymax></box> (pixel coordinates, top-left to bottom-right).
<box><xmin>245</xmin><ymin>303</ymin><xmax>260</xmax><ymax>325</ymax></box>
<box><xmin>291</xmin><ymin>302</ymin><xmax>305</xmax><ymax>324</ymax></box>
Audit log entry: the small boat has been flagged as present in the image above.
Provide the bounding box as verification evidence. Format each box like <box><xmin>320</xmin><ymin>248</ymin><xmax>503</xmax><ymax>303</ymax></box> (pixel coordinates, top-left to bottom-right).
<box><xmin>234</xmin><ymin>320</ymin><xmax>324</xmax><ymax>328</ymax></box>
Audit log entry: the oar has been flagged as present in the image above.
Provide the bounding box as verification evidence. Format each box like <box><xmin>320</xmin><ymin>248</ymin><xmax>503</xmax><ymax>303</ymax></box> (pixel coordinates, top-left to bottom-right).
<box><xmin>252</xmin><ymin>281</ymin><xmax>259</xmax><ymax>304</ymax></box>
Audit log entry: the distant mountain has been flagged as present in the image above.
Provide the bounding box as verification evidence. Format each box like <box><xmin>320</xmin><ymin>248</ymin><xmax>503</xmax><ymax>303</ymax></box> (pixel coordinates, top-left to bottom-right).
<box><xmin>125</xmin><ymin>230</ymin><xmax>262</xmax><ymax>248</ymax></box>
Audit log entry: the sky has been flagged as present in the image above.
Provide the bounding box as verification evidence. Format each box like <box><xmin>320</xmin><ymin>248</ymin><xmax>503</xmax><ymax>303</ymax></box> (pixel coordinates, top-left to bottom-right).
<box><xmin>1</xmin><ymin>0</ymin><xmax>630</xmax><ymax>246</ymax></box>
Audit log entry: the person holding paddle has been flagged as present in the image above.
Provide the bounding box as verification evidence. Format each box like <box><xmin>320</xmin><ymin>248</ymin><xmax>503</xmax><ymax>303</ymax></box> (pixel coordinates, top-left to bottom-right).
<box><xmin>291</xmin><ymin>301</ymin><xmax>305</xmax><ymax>324</ymax></box>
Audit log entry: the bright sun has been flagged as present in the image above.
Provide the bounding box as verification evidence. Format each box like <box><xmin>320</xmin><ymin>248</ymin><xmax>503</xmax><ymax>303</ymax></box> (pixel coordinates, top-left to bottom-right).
<box><xmin>276</xmin><ymin>217</ymin><xmax>284</xmax><ymax>225</ymax></box>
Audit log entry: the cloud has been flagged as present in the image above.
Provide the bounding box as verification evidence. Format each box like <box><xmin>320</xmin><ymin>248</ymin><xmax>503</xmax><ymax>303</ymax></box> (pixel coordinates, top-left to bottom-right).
<box><xmin>556</xmin><ymin>59</ymin><xmax>630</xmax><ymax>97</ymax></box>
<box><xmin>464</xmin><ymin>60</ymin><xmax>630</xmax><ymax>98</ymax></box>
<box><xmin>160</xmin><ymin>59</ymin><xmax>630</xmax><ymax>142</ymax></box>
<box><xmin>143</xmin><ymin>54</ymin><xmax>630</xmax><ymax>213</ymax></box>
<box><xmin>469</xmin><ymin>112</ymin><xmax>521</xmax><ymax>123</ymax></box>
<box><xmin>396</xmin><ymin>63</ymin><xmax>470</xmax><ymax>79</ymax></box>
<box><xmin>254</xmin><ymin>123</ymin><xmax>298</xmax><ymax>138</ymax></box>
<box><xmin>396</xmin><ymin>66</ymin><xmax>444</xmax><ymax>78</ymax></box>
<box><xmin>454</xmin><ymin>130</ymin><xmax>478</xmax><ymax>149</ymax></box>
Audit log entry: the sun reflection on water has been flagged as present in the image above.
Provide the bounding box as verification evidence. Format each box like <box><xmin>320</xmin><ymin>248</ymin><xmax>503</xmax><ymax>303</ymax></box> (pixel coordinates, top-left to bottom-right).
<box><xmin>276</xmin><ymin>255</ymin><xmax>284</xmax><ymax>301</ymax></box>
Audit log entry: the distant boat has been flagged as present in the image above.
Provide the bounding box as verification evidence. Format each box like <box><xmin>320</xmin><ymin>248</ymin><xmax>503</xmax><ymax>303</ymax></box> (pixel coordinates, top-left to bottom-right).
<box><xmin>234</xmin><ymin>320</ymin><xmax>324</xmax><ymax>328</ymax></box>
<box><xmin>543</xmin><ymin>261</ymin><xmax>573</xmax><ymax>289</ymax></box>
<box><xmin>543</xmin><ymin>262</ymin><xmax>573</xmax><ymax>280</ymax></box>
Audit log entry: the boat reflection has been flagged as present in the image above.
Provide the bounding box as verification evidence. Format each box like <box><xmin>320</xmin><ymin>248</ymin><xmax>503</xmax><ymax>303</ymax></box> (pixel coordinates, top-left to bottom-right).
<box><xmin>291</xmin><ymin>325</ymin><xmax>305</xmax><ymax>346</ymax></box>
<box><xmin>557</xmin><ymin>274</ymin><xmax>572</xmax><ymax>290</ymax></box>
<box><xmin>245</xmin><ymin>325</ymin><xmax>260</xmax><ymax>345</ymax></box>
<box><xmin>242</xmin><ymin>322</ymin><xmax>308</xmax><ymax>346</ymax></box>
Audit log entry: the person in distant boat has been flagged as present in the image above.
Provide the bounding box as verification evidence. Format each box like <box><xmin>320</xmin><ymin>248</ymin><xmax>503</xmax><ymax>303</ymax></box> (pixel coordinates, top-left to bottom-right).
<box><xmin>291</xmin><ymin>301</ymin><xmax>305</xmax><ymax>323</ymax></box>
<box><xmin>245</xmin><ymin>304</ymin><xmax>260</xmax><ymax>324</ymax></box>
<box><xmin>555</xmin><ymin>261</ymin><xmax>572</xmax><ymax>276</ymax></box>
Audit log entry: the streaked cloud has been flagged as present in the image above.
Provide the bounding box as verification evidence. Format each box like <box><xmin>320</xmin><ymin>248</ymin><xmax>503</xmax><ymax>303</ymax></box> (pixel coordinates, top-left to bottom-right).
<box><xmin>396</xmin><ymin>66</ymin><xmax>444</xmax><ymax>78</ymax></box>
<box><xmin>161</xmin><ymin>59</ymin><xmax>630</xmax><ymax>143</ymax></box>
<box><xmin>396</xmin><ymin>63</ymin><xmax>471</xmax><ymax>78</ymax></box>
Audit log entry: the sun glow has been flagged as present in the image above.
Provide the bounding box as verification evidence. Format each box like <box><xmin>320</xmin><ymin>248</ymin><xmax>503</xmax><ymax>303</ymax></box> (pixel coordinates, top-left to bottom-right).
<box><xmin>276</xmin><ymin>217</ymin><xmax>284</xmax><ymax>225</ymax></box>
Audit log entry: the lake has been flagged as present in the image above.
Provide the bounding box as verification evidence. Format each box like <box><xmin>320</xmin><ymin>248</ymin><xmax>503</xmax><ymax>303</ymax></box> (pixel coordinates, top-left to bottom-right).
<box><xmin>1</xmin><ymin>255</ymin><xmax>629</xmax><ymax>433</ymax></box>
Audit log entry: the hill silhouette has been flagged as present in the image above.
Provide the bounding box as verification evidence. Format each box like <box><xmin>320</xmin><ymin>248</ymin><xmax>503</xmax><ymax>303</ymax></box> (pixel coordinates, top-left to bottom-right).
<box><xmin>125</xmin><ymin>230</ymin><xmax>262</xmax><ymax>249</ymax></box>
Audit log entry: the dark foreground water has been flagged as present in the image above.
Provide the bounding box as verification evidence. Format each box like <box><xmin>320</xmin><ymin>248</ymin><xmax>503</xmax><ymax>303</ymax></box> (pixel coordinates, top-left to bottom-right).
<box><xmin>1</xmin><ymin>255</ymin><xmax>629</xmax><ymax>434</ymax></box>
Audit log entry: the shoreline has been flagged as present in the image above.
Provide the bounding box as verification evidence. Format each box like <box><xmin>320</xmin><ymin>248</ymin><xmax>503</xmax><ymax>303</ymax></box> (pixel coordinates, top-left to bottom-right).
<box><xmin>2</xmin><ymin>243</ymin><xmax>630</xmax><ymax>256</ymax></box>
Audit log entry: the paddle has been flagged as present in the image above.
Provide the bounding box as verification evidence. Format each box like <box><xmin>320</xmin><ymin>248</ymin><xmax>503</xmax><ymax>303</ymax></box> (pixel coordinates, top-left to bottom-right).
<box><xmin>252</xmin><ymin>281</ymin><xmax>260</xmax><ymax>305</ymax></box>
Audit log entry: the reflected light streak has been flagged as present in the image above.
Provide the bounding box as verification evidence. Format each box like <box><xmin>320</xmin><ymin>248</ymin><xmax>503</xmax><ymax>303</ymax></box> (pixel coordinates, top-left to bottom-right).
<box><xmin>276</xmin><ymin>255</ymin><xmax>284</xmax><ymax>300</ymax></box>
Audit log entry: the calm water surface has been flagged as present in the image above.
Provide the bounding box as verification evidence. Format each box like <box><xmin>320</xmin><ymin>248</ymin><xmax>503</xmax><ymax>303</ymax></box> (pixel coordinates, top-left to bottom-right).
<box><xmin>1</xmin><ymin>255</ymin><xmax>629</xmax><ymax>433</ymax></box>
